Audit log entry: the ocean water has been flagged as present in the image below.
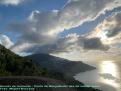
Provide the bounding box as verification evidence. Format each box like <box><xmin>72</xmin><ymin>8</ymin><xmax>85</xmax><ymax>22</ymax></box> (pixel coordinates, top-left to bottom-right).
<box><xmin>74</xmin><ymin>60</ymin><xmax>121</xmax><ymax>91</ymax></box>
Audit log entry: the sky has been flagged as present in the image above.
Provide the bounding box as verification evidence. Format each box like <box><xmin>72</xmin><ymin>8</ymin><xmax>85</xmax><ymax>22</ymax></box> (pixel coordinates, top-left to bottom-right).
<box><xmin>1</xmin><ymin>0</ymin><xmax>121</xmax><ymax>61</ymax></box>
<box><xmin>0</xmin><ymin>0</ymin><xmax>67</xmax><ymax>42</ymax></box>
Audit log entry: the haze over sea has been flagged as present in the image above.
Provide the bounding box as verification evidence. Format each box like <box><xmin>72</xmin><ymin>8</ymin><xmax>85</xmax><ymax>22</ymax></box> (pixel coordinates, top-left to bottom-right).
<box><xmin>74</xmin><ymin>60</ymin><xmax>121</xmax><ymax>91</ymax></box>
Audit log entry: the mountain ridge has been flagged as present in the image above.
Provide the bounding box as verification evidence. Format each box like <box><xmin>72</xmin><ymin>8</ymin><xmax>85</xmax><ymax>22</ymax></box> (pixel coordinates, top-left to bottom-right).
<box><xmin>27</xmin><ymin>53</ymin><xmax>96</xmax><ymax>77</ymax></box>
<box><xmin>0</xmin><ymin>44</ymin><xmax>101</xmax><ymax>91</ymax></box>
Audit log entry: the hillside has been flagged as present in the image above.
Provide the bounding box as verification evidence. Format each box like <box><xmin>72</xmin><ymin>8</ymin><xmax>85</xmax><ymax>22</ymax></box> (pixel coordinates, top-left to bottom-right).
<box><xmin>0</xmin><ymin>44</ymin><xmax>101</xmax><ymax>91</ymax></box>
<box><xmin>0</xmin><ymin>44</ymin><xmax>67</xmax><ymax>79</ymax></box>
<box><xmin>0</xmin><ymin>44</ymin><xmax>44</xmax><ymax>76</ymax></box>
<box><xmin>27</xmin><ymin>53</ymin><xmax>95</xmax><ymax>76</ymax></box>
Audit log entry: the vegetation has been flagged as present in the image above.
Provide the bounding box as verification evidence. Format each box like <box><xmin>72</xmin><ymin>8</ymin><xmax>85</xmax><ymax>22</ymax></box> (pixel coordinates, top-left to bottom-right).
<box><xmin>0</xmin><ymin>45</ymin><xmax>42</xmax><ymax>76</ymax></box>
<box><xmin>0</xmin><ymin>45</ymin><xmax>74</xmax><ymax>79</ymax></box>
<box><xmin>0</xmin><ymin>45</ymin><xmax>101</xmax><ymax>91</ymax></box>
<box><xmin>27</xmin><ymin>53</ymin><xmax>96</xmax><ymax>77</ymax></box>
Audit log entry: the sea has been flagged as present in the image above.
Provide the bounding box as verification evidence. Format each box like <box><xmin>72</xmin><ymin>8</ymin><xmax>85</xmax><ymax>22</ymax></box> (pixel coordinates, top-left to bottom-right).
<box><xmin>74</xmin><ymin>60</ymin><xmax>121</xmax><ymax>91</ymax></box>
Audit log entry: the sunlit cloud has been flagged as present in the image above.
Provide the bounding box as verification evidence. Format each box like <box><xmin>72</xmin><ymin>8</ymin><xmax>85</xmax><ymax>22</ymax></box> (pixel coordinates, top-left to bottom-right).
<box><xmin>0</xmin><ymin>0</ymin><xmax>26</xmax><ymax>5</ymax></box>
<box><xmin>88</xmin><ymin>12</ymin><xmax>121</xmax><ymax>46</ymax></box>
<box><xmin>0</xmin><ymin>34</ymin><xmax>14</xmax><ymax>48</ymax></box>
<box><xmin>5</xmin><ymin>0</ymin><xmax>121</xmax><ymax>58</ymax></box>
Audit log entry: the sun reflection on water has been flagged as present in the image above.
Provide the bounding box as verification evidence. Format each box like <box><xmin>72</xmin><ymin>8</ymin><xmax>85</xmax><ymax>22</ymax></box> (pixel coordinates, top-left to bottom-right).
<box><xmin>99</xmin><ymin>61</ymin><xmax>120</xmax><ymax>88</ymax></box>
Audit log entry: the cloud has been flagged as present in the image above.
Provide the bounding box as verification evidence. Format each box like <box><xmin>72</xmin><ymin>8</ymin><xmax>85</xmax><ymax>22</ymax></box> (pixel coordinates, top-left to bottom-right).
<box><xmin>9</xmin><ymin>10</ymin><xmax>62</xmax><ymax>53</ymax></box>
<box><xmin>83</xmin><ymin>37</ymin><xmax>109</xmax><ymax>51</ymax></box>
<box><xmin>59</xmin><ymin>0</ymin><xmax>121</xmax><ymax>29</ymax></box>
<box><xmin>106</xmin><ymin>13</ymin><xmax>121</xmax><ymax>37</ymax></box>
<box><xmin>88</xmin><ymin>12</ymin><xmax>121</xmax><ymax>45</ymax></box>
<box><xmin>10</xmin><ymin>10</ymin><xmax>60</xmax><ymax>44</ymax></box>
<box><xmin>17</xmin><ymin>33</ymin><xmax>109</xmax><ymax>55</ymax></box>
<box><xmin>0</xmin><ymin>0</ymin><xmax>25</xmax><ymax>5</ymax></box>
<box><xmin>0</xmin><ymin>34</ymin><xmax>14</xmax><ymax>48</ymax></box>
<box><xmin>8</xmin><ymin>0</ymin><xmax>121</xmax><ymax>54</ymax></box>
<box><xmin>11</xmin><ymin>33</ymin><xmax>79</xmax><ymax>53</ymax></box>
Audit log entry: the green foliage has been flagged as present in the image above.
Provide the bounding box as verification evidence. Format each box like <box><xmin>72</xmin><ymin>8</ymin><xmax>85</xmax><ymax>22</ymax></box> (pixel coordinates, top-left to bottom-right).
<box><xmin>0</xmin><ymin>45</ymin><xmax>68</xmax><ymax>79</ymax></box>
<box><xmin>0</xmin><ymin>45</ymin><xmax>45</xmax><ymax>76</ymax></box>
<box><xmin>0</xmin><ymin>45</ymin><xmax>101</xmax><ymax>91</ymax></box>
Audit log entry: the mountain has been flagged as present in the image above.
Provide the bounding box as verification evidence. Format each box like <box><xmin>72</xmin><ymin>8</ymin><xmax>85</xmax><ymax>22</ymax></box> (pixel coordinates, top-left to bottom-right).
<box><xmin>0</xmin><ymin>44</ymin><xmax>101</xmax><ymax>91</ymax></box>
<box><xmin>27</xmin><ymin>53</ymin><xmax>96</xmax><ymax>77</ymax></box>
<box><xmin>0</xmin><ymin>44</ymin><xmax>44</xmax><ymax>76</ymax></box>
<box><xmin>0</xmin><ymin>44</ymin><xmax>73</xmax><ymax>83</ymax></box>
<box><xmin>0</xmin><ymin>44</ymin><xmax>66</xmax><ymax>79</ymax></box>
